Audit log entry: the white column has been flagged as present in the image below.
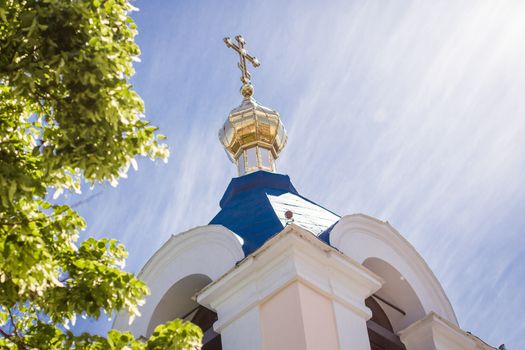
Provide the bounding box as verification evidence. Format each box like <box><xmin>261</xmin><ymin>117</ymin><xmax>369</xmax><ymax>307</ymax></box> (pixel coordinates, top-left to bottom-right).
<box><xmin>196</xmin><ymin>225</ymin><xmax>383</xmax><ymax>350</ymax></box>
<box><xmin>333</xmin><ymin>301</ymin><xmax>373</xmax><ymax>350</ymax></box>
<box><xmin>220</xmin><ymin>307</ymin><xmax>262</xmax><ymax>350</ymax></box>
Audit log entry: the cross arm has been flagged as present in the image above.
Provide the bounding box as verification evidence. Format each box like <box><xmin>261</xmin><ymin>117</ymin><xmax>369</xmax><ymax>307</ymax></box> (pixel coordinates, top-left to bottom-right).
<box><xmin>223</xmin><ymin>37</ymin><xmax>260</xmax><ymax>68</ymax></box>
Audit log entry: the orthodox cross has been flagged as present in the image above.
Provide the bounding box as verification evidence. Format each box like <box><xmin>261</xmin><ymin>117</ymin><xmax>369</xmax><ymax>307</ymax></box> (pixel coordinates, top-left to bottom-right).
<box><xmin>224</xmin><ymin>35</ymin><xmax>260</xmax><ymax>85</ymax></box>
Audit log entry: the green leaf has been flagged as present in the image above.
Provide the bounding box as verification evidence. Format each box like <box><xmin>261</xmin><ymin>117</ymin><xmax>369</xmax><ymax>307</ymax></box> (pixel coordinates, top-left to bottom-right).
<box><xmin>19</xmin><ymin>10</ymin><xmax>35</xmax><ymax>29</ymax></box>
<box><xmin>0</xmin><ymin>0</ymin><xmax>181</xmax><ymax>347</ymax></box>
<box><xmin>8</xmin><ymin>181</ymin><xmax>16</xmax><ymax>202</ymax></box>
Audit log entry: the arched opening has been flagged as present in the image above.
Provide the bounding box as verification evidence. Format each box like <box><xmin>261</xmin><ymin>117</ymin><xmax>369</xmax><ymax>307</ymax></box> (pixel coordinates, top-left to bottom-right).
<box><xmin>147</xmin><ymin>274</ymin><xmax>221</xmax><ymax>350</ymax></box>
<box><xmin>363</xmin><ymin>258</ymin><xmax>426</xmax><ymax>350</ymax></box>
<box><xmin>366</xmin><ymin>296</ymin><xmax>406</xmax><ymax>350</ymax></box>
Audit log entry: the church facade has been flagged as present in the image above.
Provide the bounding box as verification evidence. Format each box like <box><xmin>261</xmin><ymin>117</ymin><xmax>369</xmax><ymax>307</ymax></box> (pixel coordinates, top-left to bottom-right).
<box><xmin>114</xmin><ymin>36</ymin><xmax>496</xmax><ymax>350</ymax></box>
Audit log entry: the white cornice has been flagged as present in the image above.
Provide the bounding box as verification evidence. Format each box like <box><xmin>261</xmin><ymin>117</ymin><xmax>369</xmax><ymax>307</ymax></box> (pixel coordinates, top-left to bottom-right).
<box><xmin>196</xmin><ymin>224</ymin><xmax>383</xmax><ymax>332</ymax></box>
<box><xmin>138</xmin><ymin>225</ymin><xmax>245</xmax><ymax>283</ymax></box>
<box><xmin>399</xmin><ymin>312</ymin><xmax>496</xmax><ymax>350</ymax></box>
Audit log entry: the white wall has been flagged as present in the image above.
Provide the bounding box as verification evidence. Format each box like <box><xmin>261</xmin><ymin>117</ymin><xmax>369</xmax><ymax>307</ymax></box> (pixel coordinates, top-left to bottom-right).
<box><xmin>329</xmin><ymin>214</ymin><xmax>457</xmax><ymax>326</ymax></box>
<box><xmin>113</xmin><ymin>225</ymin><xmax>244</xmax><ymax>337</ymax></box>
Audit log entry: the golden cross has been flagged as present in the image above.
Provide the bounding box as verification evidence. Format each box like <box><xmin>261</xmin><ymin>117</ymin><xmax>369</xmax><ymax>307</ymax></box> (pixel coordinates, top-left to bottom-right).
<box><xmin>224</xmin><ymin>35</ymin><xmax>260</xmax><ymax>85</ymax></box>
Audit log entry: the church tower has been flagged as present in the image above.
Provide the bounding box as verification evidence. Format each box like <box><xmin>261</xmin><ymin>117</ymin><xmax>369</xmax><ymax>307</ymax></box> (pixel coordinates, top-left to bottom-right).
<box><xmin>114</xmin><ymin>36</ymin><xmax>497</xmax><ymax>350</ymax></box>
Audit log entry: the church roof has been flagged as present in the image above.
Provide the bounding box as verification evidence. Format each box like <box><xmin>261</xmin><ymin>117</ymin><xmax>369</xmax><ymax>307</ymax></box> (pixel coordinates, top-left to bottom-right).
<box><xmin>209</xmin><ymin>171</ymin><xmax>339</xmax><ymax>254</ymax></box>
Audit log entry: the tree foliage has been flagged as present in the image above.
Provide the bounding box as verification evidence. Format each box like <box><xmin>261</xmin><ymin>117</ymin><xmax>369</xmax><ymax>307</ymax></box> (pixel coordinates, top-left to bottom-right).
<box><xmin>0</xmin><ymin>0</ymin><xmax>202</xmax><ymax>348</ymax></box>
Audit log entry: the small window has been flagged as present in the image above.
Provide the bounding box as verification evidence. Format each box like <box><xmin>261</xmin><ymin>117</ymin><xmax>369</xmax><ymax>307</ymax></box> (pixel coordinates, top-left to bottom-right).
<box><xmin>259</xmin><ymin>148</ymin><xmax>270</xmax><ymax>167</ymax></box>
<box><xmin>238</xmin><ymin>154</ymin><xmax>245</xmax><ymax>175</ymax></box>
<box><xmin>246</xmin><ymin>148</ymin><xmax>257</xmax><ymax>169</ymax></box>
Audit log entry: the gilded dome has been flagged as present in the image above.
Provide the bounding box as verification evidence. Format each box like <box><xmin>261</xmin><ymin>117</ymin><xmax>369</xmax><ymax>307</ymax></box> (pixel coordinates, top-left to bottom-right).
<box><xmin>219</xmin><ymin>95</ymin><xmax>287</xmax><ymax>165</ymax></box>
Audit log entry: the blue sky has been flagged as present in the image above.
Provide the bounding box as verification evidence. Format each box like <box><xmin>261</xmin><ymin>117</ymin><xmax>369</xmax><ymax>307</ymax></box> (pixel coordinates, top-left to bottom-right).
<box><xmin>70</xmin><ymin>1</ymin><xmax>525</xmax><ymax>348</ymax></box>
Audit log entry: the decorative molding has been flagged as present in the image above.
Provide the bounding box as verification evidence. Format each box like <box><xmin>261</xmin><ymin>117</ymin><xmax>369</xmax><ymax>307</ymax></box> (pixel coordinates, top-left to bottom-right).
<box><xmin>196</xmin><ymin>224</ymin><xmax>383</xmax><ymax>332</ymax></box>
<box><xmin>329</xmin><ymin>214</ymin><xmax>458</xmax><ymax>325</ymax></box>
<box><xmin>113</xmin><ymin>225</ymin><xmax>245</xmax><ymax>336</ymax></box>
<box><xmin>399</xmin><ymin>312</ymin><xmax>496</xmax><ymax>350</ymax></box>
<box><xmin>138</xmin><ymin>225</ymin><xmax>245</xmax><ymax>282</ymax></box>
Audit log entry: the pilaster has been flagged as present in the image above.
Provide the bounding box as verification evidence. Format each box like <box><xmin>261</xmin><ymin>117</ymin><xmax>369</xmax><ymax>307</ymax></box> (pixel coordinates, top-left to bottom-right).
<box><xmin>196</xmin><ymin>225</ymin><xmax>383</xmax><ymax>350</ymax></box>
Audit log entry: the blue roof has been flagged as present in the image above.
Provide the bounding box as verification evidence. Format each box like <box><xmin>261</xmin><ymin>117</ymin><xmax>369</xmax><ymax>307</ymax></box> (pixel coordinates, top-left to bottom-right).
<box><xmin>318</xmin><ymin>221</ymin><xmax>339</xmax><ymax>244</ymax></box>
<box><xmin>209</xmin><ymin>171</ymin><xmax>339</xmax><ymax>255</ymax></box>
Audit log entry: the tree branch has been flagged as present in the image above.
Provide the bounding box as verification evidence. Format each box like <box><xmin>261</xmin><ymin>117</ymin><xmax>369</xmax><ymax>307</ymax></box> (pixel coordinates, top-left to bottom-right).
<box><xmin>0</xmin><ymin>315</ymin><xmax>28</xmax><ymax>350</ymax></box>
<box><xmin>8</xmin><ymin>308</ymin><xmax>18</xmax><ymax>337</ymax></box>
<box><xmin>0</xmin><ymin>326</ymin><xmax>27</xmax><ymax>350</ymax></box>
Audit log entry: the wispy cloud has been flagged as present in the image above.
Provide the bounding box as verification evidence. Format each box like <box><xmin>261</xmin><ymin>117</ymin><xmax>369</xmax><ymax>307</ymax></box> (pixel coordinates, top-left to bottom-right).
<box><xmin>71</xmin><ymin>0</ymin><xmax>525</xmax><ymax>347</ymax></box>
